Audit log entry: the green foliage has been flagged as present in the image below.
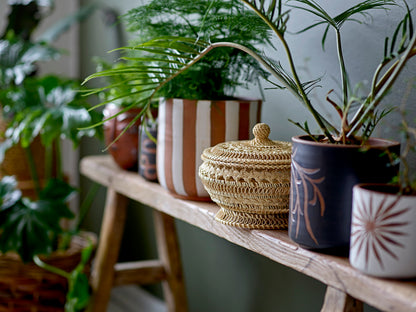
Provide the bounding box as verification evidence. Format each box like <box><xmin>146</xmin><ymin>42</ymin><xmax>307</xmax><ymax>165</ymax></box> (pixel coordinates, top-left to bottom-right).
<box><xmin>0</xmin><ymin>75</ymin><xmax>102</xmax><ymax>151</ymax></box>
<box><xmin>85</xmin><ymin>0</ymin><xmax>272</xmax><ymax>102</ymax></box>
<box><xmin>86</xmin><ymin>0</ymin><xmax>416</xmax><ymax>145</ymax></box>
<box><xmin>0</xmin><ymin>177</ymin><xmax>75</xmax><ymax>262</ymax></box>
<box><xmin>0</xmin><ymin>36</ymin><xmax>59</xmax><ymax>86</ymax></box>
<box><xmin>0</xmin><ymin>0</ymin><xmax>100</xmax><ymax>308</ymax></box>
<box><xmin>0</xmin><ymin>176</ymin><xmax>21</xmax><ymax>210</ymax></box>
<box><xmin>64</xmin><ymin>244</ymin><xmax>94</xmax><ymax>312</ymax></box>
<box><xmin>34</xmin><ymin>241</ymin><xmax>94</xmax><ymax>312</ymax></box>
<box><xmin>92</xmin><ymin>58</ymin><xmax>156</xmax><ymax>108</ymax></box>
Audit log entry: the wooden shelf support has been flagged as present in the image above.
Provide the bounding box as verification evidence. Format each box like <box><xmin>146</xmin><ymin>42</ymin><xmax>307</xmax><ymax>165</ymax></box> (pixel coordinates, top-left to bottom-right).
<box><xmin>154</xmin><ymin>211</ymin><xmax>188</xmax><ymax>312</ymax></box>
<box><xmin>321</xmin><ymin>286</ymin><xmax>363</xmax><ymax>312</ymax></box>
<box><xmin>90</xmin><ymin>188</ymin><xmax>128</xmax><ymax>312</ymax></box>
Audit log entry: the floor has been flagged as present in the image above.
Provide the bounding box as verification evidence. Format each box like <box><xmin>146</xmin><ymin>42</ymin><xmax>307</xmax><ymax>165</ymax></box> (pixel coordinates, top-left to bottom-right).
<box><xmin>108</xmin><ymin>285</ymin><xmax>167</xmax><ymax>312</ymax></box>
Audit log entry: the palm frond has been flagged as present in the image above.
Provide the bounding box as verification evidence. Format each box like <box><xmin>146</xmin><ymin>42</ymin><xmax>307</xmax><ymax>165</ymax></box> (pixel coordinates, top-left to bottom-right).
<box><xmin>289</xmin><ymin>0</ymin><xmax>396</xmax><ymax>47</ymax></box>
<box><xmin>241</xmin><ymin>0</ymin><xmax>290</xmax><ymax>37</ymax></box>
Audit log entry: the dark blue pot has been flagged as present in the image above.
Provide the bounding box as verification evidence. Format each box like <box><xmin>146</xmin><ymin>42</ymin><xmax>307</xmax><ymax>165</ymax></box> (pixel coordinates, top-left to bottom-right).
<box><xmin>288</xmin><ymin>135</ymin><xmax>400</xmax><ymax>253</ymax></box>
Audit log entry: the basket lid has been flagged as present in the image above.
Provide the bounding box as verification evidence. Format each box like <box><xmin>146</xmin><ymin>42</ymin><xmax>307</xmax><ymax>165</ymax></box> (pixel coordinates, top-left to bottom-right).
<box><xmin>201</xmin><ymin>123</ymin><xmax>291</xmax><ymax>167</ymax></box>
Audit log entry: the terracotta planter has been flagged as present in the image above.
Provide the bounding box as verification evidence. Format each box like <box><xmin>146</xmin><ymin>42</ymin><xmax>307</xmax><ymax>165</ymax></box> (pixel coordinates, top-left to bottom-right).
<box><xmin>103</xmin><ymin>103</ymin><xmax>143</xmax><ymax>171</ymax></box>
<box><xmin>350</xmin><ymin>184</ymin><xmax>416</xmax><ymax>278</ymax></box>
<box><xmin>288</xmin><ymin>135</ymin><xmax>400</xmax><ymax>253</ymax></box>
<box><xmin>157</xmin><ymin>98</ymin><xmax>262</xmax><ymax>200</ymax></box>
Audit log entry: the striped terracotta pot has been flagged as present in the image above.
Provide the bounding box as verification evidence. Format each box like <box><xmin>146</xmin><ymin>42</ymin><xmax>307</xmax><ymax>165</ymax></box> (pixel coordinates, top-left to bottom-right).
<box><xmin>157</xmin><ymin>98</ymin><xmax>262</xmax><ymax>201</ymax></box>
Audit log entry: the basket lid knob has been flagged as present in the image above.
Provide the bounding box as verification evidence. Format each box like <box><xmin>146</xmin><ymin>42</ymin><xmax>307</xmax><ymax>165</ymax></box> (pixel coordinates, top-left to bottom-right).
<box><xmin>252</xmin><ymin>123</ymin><xmax>273</xmax><ymax>145</ymax></box>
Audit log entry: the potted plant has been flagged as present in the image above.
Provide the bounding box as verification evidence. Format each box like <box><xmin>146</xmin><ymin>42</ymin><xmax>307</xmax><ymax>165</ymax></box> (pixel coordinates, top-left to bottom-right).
<box><xmin>0</xmin><ymin>2</ymin><xmax>102</xmax><ymax>309</ymax></box>
<box><xmin>86</xmin><ymin>0</ymin><xmax>416</xmax><ymax>250</ymax></box>
<box><xmin>91</xmin><ymin>58</ymin><xmax>158</xmax><ymax>171</ymax></box>
<box><xmin>0</xmin><ymin>175</ymin><xmax>96</xmax><ymax>312</ymax></box>
<box><xmin>349</xmin><ymin>82</ymin><xmax>416</xmax><ymax>278</ymax></box>
<box><xmin>0</xmin><ymin>74</ymin><xmax>102</xmax><ymax>311</ymax></box>
<box><xmin>0</xmin><ymin>0</ymin><xmax>96</xmax><ymax>196</ymax></box>
<box><xmin>84</xmin><ymin>0</ymin><xmax>270</xmax><ymax>200</ymax></box>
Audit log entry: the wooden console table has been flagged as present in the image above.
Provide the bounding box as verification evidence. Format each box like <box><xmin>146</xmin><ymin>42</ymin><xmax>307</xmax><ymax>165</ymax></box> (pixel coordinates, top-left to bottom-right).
<box><xmin>80</xmin><ymin>155</ymin><xmax>416</xmax><ymax>312</ymax></box>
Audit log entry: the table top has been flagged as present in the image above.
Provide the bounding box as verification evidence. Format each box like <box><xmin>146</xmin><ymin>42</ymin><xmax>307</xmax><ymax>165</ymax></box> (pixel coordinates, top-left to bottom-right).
<box><xmin>81</xmin><ymin>155</ymin><xmax>416</xmax><ymax>312</ymax></box>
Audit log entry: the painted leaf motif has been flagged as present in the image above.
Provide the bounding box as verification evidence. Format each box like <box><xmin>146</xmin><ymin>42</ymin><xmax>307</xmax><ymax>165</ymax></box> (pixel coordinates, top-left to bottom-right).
<box><xmin>290</xmin><ymin>147</ymin><xmax>325</xmax><ymax>245</ymax></box>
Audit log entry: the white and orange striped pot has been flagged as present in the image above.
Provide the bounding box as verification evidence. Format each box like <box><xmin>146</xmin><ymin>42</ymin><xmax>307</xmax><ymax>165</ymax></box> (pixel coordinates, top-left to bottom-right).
<box><xmin>157</xmin><ymin>98</ymin><xmax>262</xmax><ymax>201</ymax></box>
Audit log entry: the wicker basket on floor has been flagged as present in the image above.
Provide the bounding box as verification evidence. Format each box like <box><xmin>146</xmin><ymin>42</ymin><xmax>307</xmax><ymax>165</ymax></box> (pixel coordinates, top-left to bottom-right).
<box><xmin>0</xmin><ymin>232</ymin><xmax>97</xmax><ymax>312</ymax></box>
<box><xmin>199</xmin><ymin>123</ymin><xmax>292</xmax><ymax>229</ymax></box>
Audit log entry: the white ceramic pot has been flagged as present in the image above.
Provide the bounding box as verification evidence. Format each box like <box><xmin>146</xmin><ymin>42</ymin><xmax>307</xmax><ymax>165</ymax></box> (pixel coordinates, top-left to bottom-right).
<box><xmin>349</xmin><ymin>184</ymin><xmax>416</xmax><ymax>278</ymax></box>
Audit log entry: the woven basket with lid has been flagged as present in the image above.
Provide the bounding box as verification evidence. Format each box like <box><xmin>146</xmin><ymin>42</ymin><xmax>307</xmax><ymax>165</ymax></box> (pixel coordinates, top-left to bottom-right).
<box><xmin>199</xmin><ymin>123</ymin><xmax>292</xmax><ymax>229</ymax></box>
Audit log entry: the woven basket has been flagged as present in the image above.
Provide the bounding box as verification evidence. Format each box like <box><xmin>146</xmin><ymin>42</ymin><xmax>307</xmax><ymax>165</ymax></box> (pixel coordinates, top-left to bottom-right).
<box><xmin>0</xmin><ymin>232</ymin><xmax>97</xmax><ymax>312</ymax></box>
<box><xmin>199</xmin><ymin>123</ymin><xmax>292</xmax><ymax>229</ymax></box>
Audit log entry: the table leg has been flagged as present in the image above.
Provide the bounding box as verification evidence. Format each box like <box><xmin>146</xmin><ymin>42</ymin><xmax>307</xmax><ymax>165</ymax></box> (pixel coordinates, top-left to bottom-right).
<box><xmin>89</xmin><ymin>188</ymin><xmax>128</xmax><ymax>312</ymax></box>
<box><xmin>321</xmin><ymin>286</ymin><xmax>363</xmax><ymax>312</ymax></box>
<box><xmin>153</xmin><ymin>210</ymin><xmax>188</xmax><ymax>312</ymax></box>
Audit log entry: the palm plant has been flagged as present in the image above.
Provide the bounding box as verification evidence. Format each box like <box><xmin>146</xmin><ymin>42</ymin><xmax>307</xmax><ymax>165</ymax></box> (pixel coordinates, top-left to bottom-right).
<box><xmin>84</xmin><ymin>0</ymin><xmax>416</xmax><ymax>145</ymax></box>
<box><xmin>83</xmin><ymin>0</ymin><xmax>272</xmax><ymax>136</ymax></box>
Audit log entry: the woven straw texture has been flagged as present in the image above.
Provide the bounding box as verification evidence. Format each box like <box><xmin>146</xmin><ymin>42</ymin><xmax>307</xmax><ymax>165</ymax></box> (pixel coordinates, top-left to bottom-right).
<box><xmin>199</xmin><ymin>123</ymin><xmax>291</xmax><ymax>229</ymax></box>
<box><xmin>0</xmin><ymin>232</ymin><xmax>96</xmax><ymax>312</ymax></box>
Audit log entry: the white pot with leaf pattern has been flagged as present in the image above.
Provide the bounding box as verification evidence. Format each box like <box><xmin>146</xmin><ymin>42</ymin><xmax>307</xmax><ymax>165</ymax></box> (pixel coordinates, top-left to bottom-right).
<box><xmin>349</xmin><ymin>184</ymin><xmax>416</xmax><ymax>278</ymax></box>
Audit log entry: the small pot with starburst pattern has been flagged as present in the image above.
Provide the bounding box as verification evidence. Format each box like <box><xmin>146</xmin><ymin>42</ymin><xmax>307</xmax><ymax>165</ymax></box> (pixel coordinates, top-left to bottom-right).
<box><xmin>350</xmin><ymin>184</ymin><xmax>416</xmax><ymax>278</ymax></box>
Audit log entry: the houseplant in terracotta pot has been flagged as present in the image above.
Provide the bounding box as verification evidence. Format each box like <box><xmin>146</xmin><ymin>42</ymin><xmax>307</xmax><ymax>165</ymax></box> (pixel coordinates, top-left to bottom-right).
<box><xmin>349</xmin><ymin>86</ymin><xmax>416</xmax><ymax>278</ymax></box>
<box><xmin>83</xmin><ymin>0</ymin><xmax>270</xmax><ymax>200</ymax></box>
<box><xmin>85</xmin><ymin>0</ymin><xmax>415</xmax><ymax>250</ymax></box>
<box><xmin>91</xmin><ymin>58</ymin><xmax>157</xmax><ymax>171</ymax></box>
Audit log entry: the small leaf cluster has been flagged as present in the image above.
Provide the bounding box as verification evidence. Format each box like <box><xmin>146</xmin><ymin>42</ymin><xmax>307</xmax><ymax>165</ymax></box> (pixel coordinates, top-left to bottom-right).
<box><xmin>0</xmin><ymin>176</ymin><xmax>76</xmax><ymax>262</ymax></box>
<box><xmin>0</xmin><ymin>35</ymin><xmax>59</xmax><ymax>86</ymax></box>
<box><xmin>34</xmin><ymin>241</ymin><xmax>94</xmax><ymax>312</ymax></box>
<box><xmin>0</xmin><ymin>75</ymin><xmax>103</xmax><ymax>156</ymax></box>
<box><xmin>97</xmin><ymin>0</ymin><xmax>272</xmax><ymax>100</ymax></box>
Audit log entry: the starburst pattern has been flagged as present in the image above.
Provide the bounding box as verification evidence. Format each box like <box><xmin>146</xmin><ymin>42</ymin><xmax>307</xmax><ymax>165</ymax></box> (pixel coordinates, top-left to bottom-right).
<box><xmin>351</xmin><ymin>192</ymin><xmax>410</xmax><ymax>270</ymax></box>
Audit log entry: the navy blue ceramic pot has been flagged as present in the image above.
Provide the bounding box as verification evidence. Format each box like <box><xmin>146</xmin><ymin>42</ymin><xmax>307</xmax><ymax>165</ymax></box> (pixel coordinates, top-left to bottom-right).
<box><xmin>288</xmin><ymin>135</ymin><xmax>400</xmax><ymax>253</ymax></box>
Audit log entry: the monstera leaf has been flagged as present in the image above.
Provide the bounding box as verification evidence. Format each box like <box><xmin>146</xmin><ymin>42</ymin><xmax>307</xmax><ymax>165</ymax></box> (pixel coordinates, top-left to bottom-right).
<box><xmin>0</xmin><ymin>176</ymin><xmax>22</xmax><ymax>211</ymax></box>
<box><xmin>0</xmin><ymin>38</ymin><xmax>59</xmax><ymax>86</ymax></box>
<box><xmin>0</xmin><ymin>177</ymin><xmax>76</xmax><ymax>262</ymax></box>
<box><xmin>0</xmin><ymin>75</ymin><xmax>102</xmax><ymax>151</ymax></box>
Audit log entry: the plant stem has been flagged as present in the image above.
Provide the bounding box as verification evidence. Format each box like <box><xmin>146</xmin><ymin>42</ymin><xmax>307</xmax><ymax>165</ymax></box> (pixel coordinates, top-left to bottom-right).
<box><xmin>335</xmin><ymin>29</ymin><xmax>349</xmax><ymax>110</ymax></box>
<box><xmin>55</xmin><ymin>139</ymin><xmax>63</xmax><ymax>180</ymax></box>
<box><xmin>24</xmin><ymin>146</ymin><xmax>41</xmax><ymax>197</ymax></box>
<box><xmin>241</xmin><ymin>0</ymin><xmax>334</xmax><ymax>142</ymax></box>
<box><xmin>45</xmin><ymin>144</ymin><xmax>53</xmax><ymax>180</ymax></box>
<box><xmin>75</xmin><ymin>182</ymin><xmax>100</xmax><ymax>231</ymax></box>
<box><xmin>33</xmin><ymin>255</ymin><xmax>70</xmax><ymax>279</ymax></box>
<box><xmin>347</xmin><ymin>32</ymin><xmax>416</xmax><ymax>138</ymax></box>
